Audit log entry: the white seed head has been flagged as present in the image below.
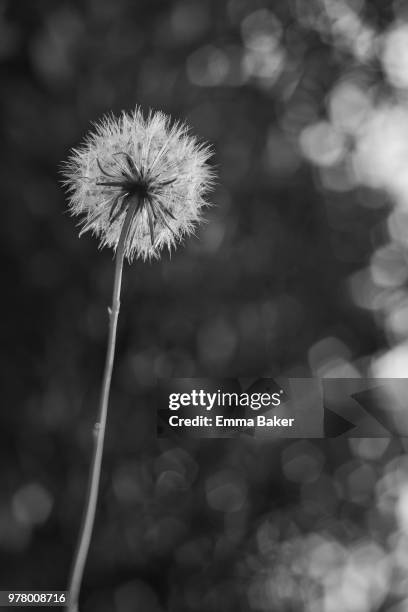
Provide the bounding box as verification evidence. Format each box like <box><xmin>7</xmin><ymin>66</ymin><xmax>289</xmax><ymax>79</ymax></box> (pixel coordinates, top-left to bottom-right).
<box><xmin>62</xmin><ymin>108</ymin><xmax>215</xmax><ymax>261</ymax></box>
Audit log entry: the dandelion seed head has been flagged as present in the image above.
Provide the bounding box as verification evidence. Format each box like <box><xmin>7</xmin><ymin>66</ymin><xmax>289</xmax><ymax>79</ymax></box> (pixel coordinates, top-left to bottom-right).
<box><xmin>62</xmin><ymin>107</ymin><xmax>215</xmax><ymax>261</ymax></box>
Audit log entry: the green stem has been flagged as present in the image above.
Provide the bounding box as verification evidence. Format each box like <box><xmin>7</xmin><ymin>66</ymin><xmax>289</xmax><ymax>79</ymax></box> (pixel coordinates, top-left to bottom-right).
<box><xmin>67</xmin><ymin>197</ymin><xmax>138</xmax><ymax>612</ymax></box>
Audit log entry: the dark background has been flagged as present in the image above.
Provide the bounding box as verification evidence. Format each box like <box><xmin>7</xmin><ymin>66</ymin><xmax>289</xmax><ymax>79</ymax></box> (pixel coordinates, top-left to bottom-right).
<box><xmin>0</xmin><ymin>1</ymin><xmax>407</xmax><ymax>611</ymax></box>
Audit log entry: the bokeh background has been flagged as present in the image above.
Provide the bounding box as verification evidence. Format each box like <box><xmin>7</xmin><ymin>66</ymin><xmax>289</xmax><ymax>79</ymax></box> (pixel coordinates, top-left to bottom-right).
<box><xmin>2</xmin><ymin>0</ymin><xmax>408</xmax><ymax>610</ymax></box>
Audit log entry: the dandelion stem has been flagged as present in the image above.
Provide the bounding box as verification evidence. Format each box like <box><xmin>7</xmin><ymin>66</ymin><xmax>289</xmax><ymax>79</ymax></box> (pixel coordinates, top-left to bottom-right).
<box><xmin>67</xmin><ymin>197</ymin><xmax>138</xmax><ymax>612</ymax></box>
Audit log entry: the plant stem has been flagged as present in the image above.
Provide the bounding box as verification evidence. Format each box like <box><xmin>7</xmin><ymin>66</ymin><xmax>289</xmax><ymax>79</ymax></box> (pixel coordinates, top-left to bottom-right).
<box><xmin>67</xmin><ymin>197</ymin><xmax>138</xmax><ymax>612</ymax></box>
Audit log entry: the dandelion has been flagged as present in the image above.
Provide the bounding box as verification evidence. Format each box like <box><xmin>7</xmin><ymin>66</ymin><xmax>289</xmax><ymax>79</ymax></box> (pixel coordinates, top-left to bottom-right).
<box><xmin>62</xmin><ymin>107</ymin><xmax>214</xmax><ymax>612</ymax></box>
<box><xmin>64</xmin><ymin>107</ymin><xmax>214</xmax><ymax>261</ymax></box>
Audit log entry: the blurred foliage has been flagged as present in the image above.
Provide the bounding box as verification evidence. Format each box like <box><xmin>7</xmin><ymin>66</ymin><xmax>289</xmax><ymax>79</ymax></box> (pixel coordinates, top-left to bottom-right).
<box><xmin>2</xmin><ymin>0</ymin><xmax>408</xmax><ymax>610</ymax></box>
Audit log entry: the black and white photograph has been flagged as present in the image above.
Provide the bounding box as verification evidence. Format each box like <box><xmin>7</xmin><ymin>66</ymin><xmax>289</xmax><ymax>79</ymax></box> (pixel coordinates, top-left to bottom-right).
<box><xmin>2</xmin><ymin>0</ymin><xmax>408</xmax><ymax>610</ymax></box>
